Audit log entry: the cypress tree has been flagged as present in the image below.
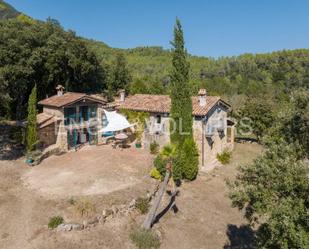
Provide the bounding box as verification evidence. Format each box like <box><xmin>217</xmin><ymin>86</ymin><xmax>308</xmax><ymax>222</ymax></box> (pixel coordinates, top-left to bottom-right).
<box><xmin>170</xmin><ymin>18</ymin><xmax>193</xmax><ymax>146</ymax></box>
<box><xmin>26</xmin><ymin>85</ymin><xmax>38</xmax><ymax>152</ymax></box>
<box><xmin>169</xmin><ymin>18</ymin><xmax>199</xmax><ymax>181</ymax></box>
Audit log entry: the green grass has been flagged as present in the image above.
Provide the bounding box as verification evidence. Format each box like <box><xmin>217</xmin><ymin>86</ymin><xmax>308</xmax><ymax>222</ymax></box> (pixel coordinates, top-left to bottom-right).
<box><xmin>130</xmin><ymin>229</ymin><xmax>160</xmax><ymax>249</ymax></box>
<box><xmin>217</xmin><ymin>150</ymin><xmax>232</xmax><ymax>165</ymax></box>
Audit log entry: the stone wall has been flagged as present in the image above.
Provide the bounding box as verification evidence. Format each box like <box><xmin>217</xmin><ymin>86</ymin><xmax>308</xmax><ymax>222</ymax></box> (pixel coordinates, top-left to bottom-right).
<box><xmin>141</xmin><ymin>106</ymin><xmax>233</xmax><ymax>169</ymax></box>
<box><xmin>196</xmin><ymin>106</ymin><xmax>230</xmax><ymax>169</ymax></box>
<box><xmin>56</xmin><ymin>121</ymin><xmax>68</xmax><ymax>151</ymax></box>
<box><xmin>42</xmin><ymin>106</ymin><xmax>68</xmax><ymax>151</ymax></box>
<box><xmin>38</xmin><ymin>123</ymin><xmax>57</xmax><ymax>149</ymax></box>
<box><xmin>143</xmin><ymin>113</ymin><xmax>170</xmax><ymax>150</ymax></box>
<box><xmin>43</xmin><ymin>106</ymin><xmax>63</xmax><ymax>118</ymax></box>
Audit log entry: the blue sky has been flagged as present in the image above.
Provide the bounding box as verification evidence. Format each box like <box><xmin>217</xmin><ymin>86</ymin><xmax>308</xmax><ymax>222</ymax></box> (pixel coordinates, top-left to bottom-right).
<box><xmin>6</xmin><ymin>0</ymin><xmax>309</xmax><ymax>57</ymax></box>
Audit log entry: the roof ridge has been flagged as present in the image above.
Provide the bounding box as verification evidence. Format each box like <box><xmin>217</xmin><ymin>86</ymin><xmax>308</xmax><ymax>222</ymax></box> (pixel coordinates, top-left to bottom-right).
<box><xmin>132</xmin><ymin>94</ymin><xmax>221</xmax><ymax>99</ymax></box>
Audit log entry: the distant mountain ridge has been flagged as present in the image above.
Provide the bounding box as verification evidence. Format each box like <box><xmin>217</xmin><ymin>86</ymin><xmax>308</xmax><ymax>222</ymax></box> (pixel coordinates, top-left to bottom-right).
<box><xmin>0</xmin><ymin>0</ymin><xmax>19</xmax><ymax>19</ymax></box>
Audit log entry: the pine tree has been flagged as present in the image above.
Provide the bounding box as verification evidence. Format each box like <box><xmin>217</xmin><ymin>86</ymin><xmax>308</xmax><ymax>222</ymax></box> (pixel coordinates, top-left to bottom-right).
<box><xmin>26</xmin><ymin>85</ymin><xmax>38</xmax><ymax>152</ymax></box>
<box><xmin>170</xmin><ymin>18</ymin><xmax>192</xmax><ymax>146</ymax></box>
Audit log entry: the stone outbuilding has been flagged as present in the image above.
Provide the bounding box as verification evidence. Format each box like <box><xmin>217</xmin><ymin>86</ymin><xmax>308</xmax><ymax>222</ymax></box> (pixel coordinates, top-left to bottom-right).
<box><xmin>36</xmin><ymin>87</ymin><xmax>109</xmax><ymax>151</ymax></box>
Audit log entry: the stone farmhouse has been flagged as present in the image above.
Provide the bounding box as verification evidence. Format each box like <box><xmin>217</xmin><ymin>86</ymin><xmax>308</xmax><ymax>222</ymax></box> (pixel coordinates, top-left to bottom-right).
<box><xmin>35</xmin><ymin>86</ymin><xmax>234</xmax><ymax>170</ymax></box>
<box><xmin>117</xmin><ymin>89</ymin><xmax>235</xmax><ymax>170</ymax></box>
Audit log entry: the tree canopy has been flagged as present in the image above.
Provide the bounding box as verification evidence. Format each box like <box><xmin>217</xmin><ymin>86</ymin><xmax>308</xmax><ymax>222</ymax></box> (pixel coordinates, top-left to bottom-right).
<box><xmin>0</xmin><ymin>18</ymin><xmax>106</xmax><ymax>119</ymax></box>
<box><xmin>229</xmin><ymin>88</ymin><xmax>309</xmax><ymax>248</ymax></box>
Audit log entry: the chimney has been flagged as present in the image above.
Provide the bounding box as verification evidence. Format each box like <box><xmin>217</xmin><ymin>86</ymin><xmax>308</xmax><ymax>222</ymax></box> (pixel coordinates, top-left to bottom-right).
<box><xmin>198</xmin><ymin>89</ymin><xmax>207</xmax><ymax>107</ymax></box>
<box><xmin>56</xmin><ymin>85</ymin><xmax>65</xmax><ymax>96</ymax></box>
<box><xmin>119</xmin><ymin>89</ymin><xmax>125</xmax><ymax>102</ymax></box>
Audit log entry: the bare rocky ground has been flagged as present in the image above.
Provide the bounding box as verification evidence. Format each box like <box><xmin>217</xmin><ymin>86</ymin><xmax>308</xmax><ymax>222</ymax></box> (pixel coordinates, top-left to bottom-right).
<box><xmin>0</xmin><ymin>143</ymin><xmax>261</xmax><ymax>249</ymax></box>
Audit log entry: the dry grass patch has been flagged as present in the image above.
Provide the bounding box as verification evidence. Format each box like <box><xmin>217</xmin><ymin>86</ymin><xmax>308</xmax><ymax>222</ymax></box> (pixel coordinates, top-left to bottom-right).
<box><xmin>73</xmin><ymin>197</ymin><xmax>96</xmax><ymax>217</ymax></box>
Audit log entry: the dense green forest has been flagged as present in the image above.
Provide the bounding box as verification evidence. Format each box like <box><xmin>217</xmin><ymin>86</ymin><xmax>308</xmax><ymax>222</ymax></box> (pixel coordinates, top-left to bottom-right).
<box><xmin>0</xmin><ymin>0</ymin><xmax>309</xmax><ymax>122</ymax></box>
<box><xmin>0</xmin><ymin>18</ymin><xmax>106</xmax><ymax>119</ymax></box>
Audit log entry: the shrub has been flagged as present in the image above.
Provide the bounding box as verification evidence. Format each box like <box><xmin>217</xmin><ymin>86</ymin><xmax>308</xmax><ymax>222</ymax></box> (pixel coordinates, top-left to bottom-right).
<box><xmin>73</xmin><ymin>197</ymin><xmax>96</xmax><ymax>217</ymax></box>
<box><xmin>172</xmin><ymin>153</ymin><xmax>183</xmax><ymax>182</ymax></box>
<box><xmin>154</xmin><ymin>155</ymin><xmax>166</xmax><ymax>176</ymax></box>
<box><xmin>130</xmin><ymin>229</ymin><xmax>160</xmax><ymax>249</ymax></box>
<box><xmin>135</xmin><ymin>197</ymin><xmax>150</xmax><ymax>214</ymax></box>
<box><xmin>150</xmin><ymin>141</ymin><xmax>159</xmax><ymax>154</ymax></box>
<box><xmin>181</xmin><ymin>137</ymin><xmax>199</xmax><ymax>181</ymax></box>
<box><xmin>217</xmin><ymin>150</ymin><xmax>232</xmax><ymax>164</ymax></box>
<box><xmin>150</xmin><ymin>167</ymin><xmax>162</xmax><ymax>181</ymax></box>
<box><xmin>48</xmin><ymin>216</ymin><xmax>64</xmax><ymax>229</ymax></box>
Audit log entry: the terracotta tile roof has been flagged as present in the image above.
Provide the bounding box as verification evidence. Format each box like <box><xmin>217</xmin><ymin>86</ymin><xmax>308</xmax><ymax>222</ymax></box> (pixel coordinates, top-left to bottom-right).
<box><xmin>38</xmin><ymin>92</ymin><xmax>86</xmax><ymax>107</ymax></box>
<box><xmin>38</xmin><ymin>92</ymin><xmax>107</xmax><ymax>108</ymax></box>
<box><xmin>89</xmin><ymin>94</ymin><xmax>108</xmax><ymax>102</ymax></box>
<box><xmin>192</xmin><ymin>96</ymin><xmax>221</xmax><ymax>116</ymax></box>
<box><xmin>36</xmin><ymin>113</ymin><xmax>60</xmax><ymax>129</ymax></box>
<box><xmin>118</xmin><ymin>94</ymin><xmax>171</xmax><ymax>113</ymax></box>
<box><xmin>117</xmin><ymin>94</ymin><xmax>229</xmax><ymax>116</ymax></box>
<box><xmin>37</xmin><ymin>113</ymin><xmax>53</xmax><ymax>124</ymax></box>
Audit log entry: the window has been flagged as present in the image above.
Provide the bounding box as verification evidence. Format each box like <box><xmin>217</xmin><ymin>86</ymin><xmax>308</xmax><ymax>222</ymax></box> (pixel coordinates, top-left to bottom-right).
<box><xmin>64</xmin><ymin>107</ymin><xmax>76</xmax><ymax>126</ymax></box>
<box><xmin>78</xmin><ymin>106</ymin><xmax>97</xmax><ymax>122</ymax></box>
<box><xmin>156</xmin><ymin>115</ymin><xmax>161</xmax><ymax>124</ymax></box>
<box><xmin>89</xmin><ymin>106</ymin><xmax>97</xmax><ymax>118</ymax></box>
<box><xmin>79</xmin><ymin>106</ymin><xmax>89</xmax><ymax>121</ymax></box>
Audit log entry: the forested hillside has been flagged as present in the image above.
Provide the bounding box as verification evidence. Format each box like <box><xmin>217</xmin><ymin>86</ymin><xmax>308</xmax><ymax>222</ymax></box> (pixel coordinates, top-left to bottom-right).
<box><xmin>86</xmin><ymin>38</ymin><xmax>309</xmax><ymax>110</ymax></box>
<box><xmin>85</xmin><ymin>38</ymin><xmax>309</xmax><ymax>97</ymax></box>
<box><xmin>0</xmin><ymin>0</ymin><xmax>19</xmax><ymax>19</ymax></box>
<box><xmin>0</xmin><ymin>0</ymin><xmax>309</xmax><ymax>122</ymax></box>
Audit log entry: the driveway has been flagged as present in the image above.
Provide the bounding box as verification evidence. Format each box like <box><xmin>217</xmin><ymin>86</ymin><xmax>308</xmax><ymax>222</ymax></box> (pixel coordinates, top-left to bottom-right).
<box><xmin>22</xmin><ymin>145</ymin><xmax>153</xmax><ymax>198</ymax></box>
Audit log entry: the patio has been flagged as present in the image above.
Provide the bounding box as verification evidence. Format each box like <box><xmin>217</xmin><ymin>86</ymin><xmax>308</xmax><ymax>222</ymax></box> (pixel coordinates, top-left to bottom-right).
<box><xmin>22</xmin><ymin>145</ymin><xmax>153</xmax><ymax>198</ymax></box>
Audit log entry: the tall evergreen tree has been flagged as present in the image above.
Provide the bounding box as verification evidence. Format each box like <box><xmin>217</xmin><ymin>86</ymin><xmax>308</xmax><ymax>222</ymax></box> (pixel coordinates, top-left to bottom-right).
<box><xmin>170</xmin><ymin>18</ymin><xmax>192</xmax><ymax>146</ymax></box>
<box><xmin>26</xmin><ymin>85</ymin><xmax>38</xmax><ymax>152</ymax></box>
<box><xmin>169</xmin><ymin>19</ymin><xmax>198</xmax><ymax>181</ymax></box>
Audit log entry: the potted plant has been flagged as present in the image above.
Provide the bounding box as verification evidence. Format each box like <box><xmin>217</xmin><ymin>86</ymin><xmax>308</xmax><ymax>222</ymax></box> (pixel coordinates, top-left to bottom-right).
<box><xmin>26</xmin><ymin>149</ymin><xmax>42</xmax><ymax>165</ymax></box>
<box><xmin>25</xmin><ymin>151</ymin><xmax>34</xmax><ymax>164</ymax></box>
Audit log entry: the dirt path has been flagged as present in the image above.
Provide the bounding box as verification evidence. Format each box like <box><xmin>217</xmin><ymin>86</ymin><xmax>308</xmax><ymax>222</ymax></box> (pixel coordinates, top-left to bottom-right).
<box><xmin>22</xmin><ymin>146</ymin><xmax>153</xmax><ymax>199</ymax></box>
<box><xmin>0</xmin><ymin>143</ymin><xmax>261</xmax><ymax>249</ymax></box>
